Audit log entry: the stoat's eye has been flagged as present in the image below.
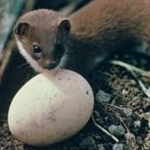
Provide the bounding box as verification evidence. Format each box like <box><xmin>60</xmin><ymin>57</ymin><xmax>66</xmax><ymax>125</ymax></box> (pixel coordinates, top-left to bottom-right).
<box><xmin>33</xmin><ymin>45</ymin><xmax>42</xmax><ymax>59</ymax></box>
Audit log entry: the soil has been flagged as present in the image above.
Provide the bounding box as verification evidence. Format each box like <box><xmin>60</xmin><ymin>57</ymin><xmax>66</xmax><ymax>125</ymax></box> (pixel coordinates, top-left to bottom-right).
<box><xmin>0</xmin><ymin>52</ymin><xmax>150</xmax><ymax>150</ymax></box>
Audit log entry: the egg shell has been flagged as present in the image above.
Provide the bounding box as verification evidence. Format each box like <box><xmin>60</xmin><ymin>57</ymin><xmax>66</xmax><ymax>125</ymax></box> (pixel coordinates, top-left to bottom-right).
<box><xmin>8</xmin><ymin>69</ymin><xmax>94</xmax><ymax>146</ymax></box>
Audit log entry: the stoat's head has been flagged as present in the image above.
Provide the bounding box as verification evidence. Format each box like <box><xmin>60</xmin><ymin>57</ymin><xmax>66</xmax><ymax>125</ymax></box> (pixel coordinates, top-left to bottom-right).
<box><xmin>14</xmin><ymin>9</ymin><xmax>71</xmax><ymax>72</ymax></box>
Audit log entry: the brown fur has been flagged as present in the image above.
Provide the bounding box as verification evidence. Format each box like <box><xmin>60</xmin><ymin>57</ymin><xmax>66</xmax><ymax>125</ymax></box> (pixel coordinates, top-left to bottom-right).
<box><xmin>14</xmin><ymin>0</ymin><xmax>150</xmax><ymax>77</ymax></box>
<box><xmin>14</xmin><ymin>10</ymin><xmax>64</xmax><ymax>68</ymax></box>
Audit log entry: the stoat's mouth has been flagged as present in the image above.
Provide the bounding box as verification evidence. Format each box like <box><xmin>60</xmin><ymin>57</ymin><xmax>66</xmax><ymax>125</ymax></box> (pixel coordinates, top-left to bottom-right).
<box><xmin>43</xmin><ymin>52</ymin><xmax>63</xmax><ymax>70</ymax></box>
<box><xmin>43</xmin><ymin>62</ymin><xmax>59</xmax><ymax>70</ymax></box>
<box><xmin>48</xmin><ymin>63</ymin><xmax>58</xmax><ymax>69</ymax></box>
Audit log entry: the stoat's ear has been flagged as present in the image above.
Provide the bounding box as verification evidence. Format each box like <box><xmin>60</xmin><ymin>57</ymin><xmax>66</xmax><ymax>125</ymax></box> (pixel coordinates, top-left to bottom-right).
<box><xmin>58</xmin><ymin>18</ymin><xmax>71</xmax><ymax>33</ymax></box>
<box><xmin>14</xmin><ymin>22</ymin><xmax>30</xmax><ymax>36</ymax></box>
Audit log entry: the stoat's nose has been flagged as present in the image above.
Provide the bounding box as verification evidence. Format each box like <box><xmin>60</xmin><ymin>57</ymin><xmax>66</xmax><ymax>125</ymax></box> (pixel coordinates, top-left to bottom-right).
<box><xmin>44</xmin><ymin>61</ymin><xmax>57</xmax><ymax>70</ymax></box>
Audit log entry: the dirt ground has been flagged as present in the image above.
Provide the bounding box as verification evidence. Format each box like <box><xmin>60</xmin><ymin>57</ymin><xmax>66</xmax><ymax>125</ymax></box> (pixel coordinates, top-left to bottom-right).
<box><xmin>0</xmin><ymin>52</ymin><xmax>150</xmax><ymax>150</ymax></box>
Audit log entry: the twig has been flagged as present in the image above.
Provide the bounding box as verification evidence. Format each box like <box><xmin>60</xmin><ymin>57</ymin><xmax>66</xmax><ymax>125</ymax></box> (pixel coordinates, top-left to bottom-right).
<box><xmin>109</xmin><ymin>60</ymin><xmax>149</xmax><ymax>75</ymax></box>
<box><xmin>92</xmin><ymin>115</ymin><xmax>119</xmax><ymax>143</ymax></box>
<box><xmin>115</xmin><ymin>113</ymin><xmax>138</xmax><ymax>150</ymax></box>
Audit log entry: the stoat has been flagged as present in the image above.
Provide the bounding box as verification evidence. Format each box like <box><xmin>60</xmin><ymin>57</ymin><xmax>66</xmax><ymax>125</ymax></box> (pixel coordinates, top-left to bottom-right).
<box><xmin>14</xmin><ymin>0</ymin><xmax>150</xmax><ymax>77</ymax></box>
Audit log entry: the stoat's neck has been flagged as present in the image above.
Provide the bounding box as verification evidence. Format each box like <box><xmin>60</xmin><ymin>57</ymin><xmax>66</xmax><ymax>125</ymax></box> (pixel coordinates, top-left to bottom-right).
<box><xmin>58</xmin><ymin>33</ymin><xmax>85</xmax><ymax>73</ymax></box>
<box><xmin>58</xmin><ymin>33</ymin><xmax>106</xmax><ymax>77</ymax></box>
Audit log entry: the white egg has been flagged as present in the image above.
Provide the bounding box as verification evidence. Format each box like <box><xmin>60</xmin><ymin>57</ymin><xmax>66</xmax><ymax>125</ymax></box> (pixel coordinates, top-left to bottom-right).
<box><xmin>8</xmin><ymin>69</ymin><xmax>94</xmax><ymax>146</ymax></box>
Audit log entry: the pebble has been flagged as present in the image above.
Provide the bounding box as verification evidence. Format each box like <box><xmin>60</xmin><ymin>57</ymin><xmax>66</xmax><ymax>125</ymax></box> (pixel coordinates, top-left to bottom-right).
<box><xmin>113</xmin><ymin>143</ymin><xmax>124</xmax><ymax>150</ymax></box>
<box><xmin>98</xmin><ymin>144</ymin><xmax>106</xmax><ymax>150</ymax></box>
<box><xmin>122</xmin><ymin>108</ymin><xmax>133</xmax><ymax>117</ymax></box>
<box><xmin>108</xmin><ymin>125</ymin><xmax>125</xmax><ymax>137</ymax></box>
<box><xmin>79</xmin><ymin>136</ymin><xmax>96</xmax><ymax>150</ymax></box>
<box><xmin>130</xmin><ymin>80</ymin><xmax>137</xmax><ymax>86</ymax></box>
<box><xmin>121</xmin><ymin>89</ymin><xmax>128</xmax><ymax>95</ymax></box>
<box><xmin>96</xmin><ymin>90</ymin><xmax>111</xmax><ymax>103</ymax></box>
<box><xmin>134</xmin><ymin>120</ymin><xmax>141</xmax><ymax>128</ymax></box>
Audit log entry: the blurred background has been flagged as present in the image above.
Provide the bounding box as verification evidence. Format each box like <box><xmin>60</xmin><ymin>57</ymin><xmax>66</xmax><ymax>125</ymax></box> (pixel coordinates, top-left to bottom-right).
<box><xmin>0</xmin><ymin>0</ymin><xmax>92</xmax><ymax>120</ymax></box>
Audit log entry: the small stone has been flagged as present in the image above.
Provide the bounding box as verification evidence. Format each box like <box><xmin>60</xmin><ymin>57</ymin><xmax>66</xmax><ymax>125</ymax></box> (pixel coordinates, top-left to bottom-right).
<box><xmin>132</xmin><ymin>96</ymin><xmax>140</xmax><ymax>102</ymax></box>
<box><xmin>130</xmin><ymin>80</ymin><xmax>137</xmax><ymax>86</ymax></box>
<box><xmin>122</xmin><ymin>108</ymin><xmax>133</xmax><ymax>117</ymax></box>
<box><xmin>122</xmin><ymin>89</ymin><xmax>128</xmax><ymax>95</ymax></box>
<box><xmin>108</xmin><ymin>125</ymin><xmax>125</xmax><ymax>137</ymax></box>
<box><xmin>133</xmin><ymin>88</ymin><xmax>139</xmax><ymax>93</ymax></box>
<box><xmin>98</xmin><ymin>144</ymin><xmax>106</xmax><ymax>150</ymax></box>
<box><xmin>113</xmin><ymin>143</ymin><xmax>124</xmax><ymax>150</ymax></box>
<box><xmin>96</xmin><ymin>90</ymin><xmax>111</xmax><ymax>103</ymax></box>
<box><xmin>79</xmin><ymin>136</ymin><xmax>96</xmax><ymax>150</ymax></box>
<box><xmin>138</xmin><ymin>109</ymin><xmax>144</xmax><ymax>113</ymax></box>
<box><xmin>134</xmin><ymin>120</ymin><xmax>141</xmax><ymax>128</ymax></box>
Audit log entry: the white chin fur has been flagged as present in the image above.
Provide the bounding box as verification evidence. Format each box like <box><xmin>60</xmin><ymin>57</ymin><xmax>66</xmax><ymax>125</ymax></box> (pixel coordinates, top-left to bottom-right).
<box><xmin>16</xmin><ymin>39</ymin><xmax>44</xmax><ymax>72</ymax></box>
